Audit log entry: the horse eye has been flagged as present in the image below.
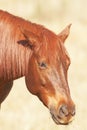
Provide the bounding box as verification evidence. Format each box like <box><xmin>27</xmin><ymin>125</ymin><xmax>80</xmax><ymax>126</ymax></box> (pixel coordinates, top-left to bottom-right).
<box><xmin>38</xmin><ymin>62</ymin><xmax>47</xmax><ymax>69</ymax></box>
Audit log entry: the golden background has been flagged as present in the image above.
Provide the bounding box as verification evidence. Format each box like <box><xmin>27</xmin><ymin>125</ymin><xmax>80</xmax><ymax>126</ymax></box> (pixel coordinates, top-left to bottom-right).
<box><xmin>0</xmin><ymin>0</ymin><xmax>87</xmax><ymax>130</ymax></box>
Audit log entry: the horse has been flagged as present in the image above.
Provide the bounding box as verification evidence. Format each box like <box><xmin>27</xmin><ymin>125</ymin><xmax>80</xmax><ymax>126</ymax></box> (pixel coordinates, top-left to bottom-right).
<box><xmin>0</xmin><ymin>10</ymin><xmax>75</xmax><ymax>125</ymax></box>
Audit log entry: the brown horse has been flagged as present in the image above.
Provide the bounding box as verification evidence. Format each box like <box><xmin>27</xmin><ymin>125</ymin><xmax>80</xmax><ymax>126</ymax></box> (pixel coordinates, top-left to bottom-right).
<box><xmin>0</xmin><ymin>10</ymin><xmax>75</xmax><ymax>125</ymax></box>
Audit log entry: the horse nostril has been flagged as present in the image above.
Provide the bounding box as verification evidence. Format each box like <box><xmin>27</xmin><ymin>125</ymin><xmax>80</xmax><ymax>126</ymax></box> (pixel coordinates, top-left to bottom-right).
<box><xmin>59</xmin><ymin>104</ymin><xmax>69</xmax><ymax>118</ymax></box>
<box><xmin>50</xmin><ymin>104</ymin><xmax>75</xmax><ymax>125</ymax></box>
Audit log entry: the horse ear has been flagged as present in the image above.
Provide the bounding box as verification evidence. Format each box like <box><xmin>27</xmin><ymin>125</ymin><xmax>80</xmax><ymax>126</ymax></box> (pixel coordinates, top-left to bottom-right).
<box><xmin>58</xmin><ymin>24</ymin><xmax>71</xmax><ymax>43</ymax></box>
<box><xmin>18</xmin><ymin>27</ymin><xmax>40</xmax><ymax>51</ymax></box>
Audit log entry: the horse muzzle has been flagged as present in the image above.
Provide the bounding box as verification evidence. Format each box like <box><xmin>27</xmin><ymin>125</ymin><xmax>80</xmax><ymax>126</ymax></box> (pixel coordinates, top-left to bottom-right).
<box><xmin>50</xmin><ymin>103</ymin><xmax>75</xmax><ymax>125</ymax></box>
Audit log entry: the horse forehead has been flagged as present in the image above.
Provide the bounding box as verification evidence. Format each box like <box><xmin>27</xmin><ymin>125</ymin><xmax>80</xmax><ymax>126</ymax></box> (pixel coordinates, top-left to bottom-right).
<box><xmin>43</xmin><ymin>32</ymin><xmax>58</xmax><ymax>53</ymax></box>
<box><xmin>39</xmin><ymin>30</ymin><xmax>67</xmax><ymax>60</ymax></box>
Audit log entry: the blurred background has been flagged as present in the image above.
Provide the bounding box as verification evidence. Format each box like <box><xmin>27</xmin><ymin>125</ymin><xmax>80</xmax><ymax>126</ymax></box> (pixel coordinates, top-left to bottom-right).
<box><xmin>0</xmin><ymin>0</ymin><xmax>87</xmax><ymax>130</ymax></box>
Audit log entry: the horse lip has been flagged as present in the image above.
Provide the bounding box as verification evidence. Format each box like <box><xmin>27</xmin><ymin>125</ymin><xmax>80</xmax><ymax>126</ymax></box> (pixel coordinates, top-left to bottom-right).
<box><xmin>50</xmin><ymin>110</ymin><xmax>70</xmax><ymax>125</ymax></box>
<box><xmin>51</xmin><ymin>113</ymin><xmax>60</xmax><ymax>125</ymax></box>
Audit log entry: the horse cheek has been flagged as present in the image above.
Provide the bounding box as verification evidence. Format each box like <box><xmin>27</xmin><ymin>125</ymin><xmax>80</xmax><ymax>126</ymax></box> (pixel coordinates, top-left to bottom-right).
<box><xmin>25</xmin><ymin>59</ymin><xmax>40</xmax><ymax>95</ymax></box>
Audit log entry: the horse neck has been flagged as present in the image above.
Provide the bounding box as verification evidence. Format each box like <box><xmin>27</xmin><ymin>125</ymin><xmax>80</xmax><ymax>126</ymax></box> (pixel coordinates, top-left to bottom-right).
<box><xmin>0</xmin><ymin>39</ymin><xmax>32</xmax><ymax>81</ymax></box>
<box><xmin>0</xmin><ymin>10</ymin><xmax>42</xmax><ymax>81</ymax></box>
<box><xmin>0</xmin><ymin>23</ymin><xmax>32</xmax><ymax>81</ymax></box>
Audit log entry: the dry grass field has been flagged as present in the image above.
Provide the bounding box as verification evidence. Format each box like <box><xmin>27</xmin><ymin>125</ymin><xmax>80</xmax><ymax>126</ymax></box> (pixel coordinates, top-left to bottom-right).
<box><xmin>0</xmin><ymin>0</ymin><xmax>87</xmax><ymax>130</ymax></box>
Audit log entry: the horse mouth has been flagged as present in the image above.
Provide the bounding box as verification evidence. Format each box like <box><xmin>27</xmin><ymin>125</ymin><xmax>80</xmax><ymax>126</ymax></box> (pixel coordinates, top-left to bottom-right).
<box><xmin>50</xmin><ymin>112</ymin><xmax>68</xmax><ymax>125</ymax></box>
<box><xmin>51</xmin><ymin>113</ymin><xmax>61</xmax><ymax>125</ymax></box>
<box><xmin>50</xmin><ymin>109</ymin><xmax>73</xmax><ymax>125</ymax></box>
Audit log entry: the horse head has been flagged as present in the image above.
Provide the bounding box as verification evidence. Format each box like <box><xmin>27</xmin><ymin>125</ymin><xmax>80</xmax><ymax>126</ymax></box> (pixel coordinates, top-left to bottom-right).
<box><xmin>19</xmin><ymin>24</ymin><xmax>75</xmax><ymax>125</ymax></box>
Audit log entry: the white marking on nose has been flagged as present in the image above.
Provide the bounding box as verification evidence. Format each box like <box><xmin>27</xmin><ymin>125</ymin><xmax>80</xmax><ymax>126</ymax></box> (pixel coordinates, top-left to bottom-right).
<box><xmin>47</xmin><ymin>65</ymin><xmax>69</xmax><ymax>96</ymax></box>
<box><xmin>47</xmin><ymin>67</ymin><xmax>60</xmax><ymax>87</ymax></box>
<box><xmin>60</xmin><ymin>64</ymin><xmax>70</xmax><ymax>94</ymax></box>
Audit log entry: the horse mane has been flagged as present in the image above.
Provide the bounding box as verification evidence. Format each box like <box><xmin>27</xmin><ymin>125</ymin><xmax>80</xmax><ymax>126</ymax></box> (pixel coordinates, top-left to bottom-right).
<box><xmin>0</xmin><ymin>10</ymin><xmax>47</xmax><ymax>80</ymax></box>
